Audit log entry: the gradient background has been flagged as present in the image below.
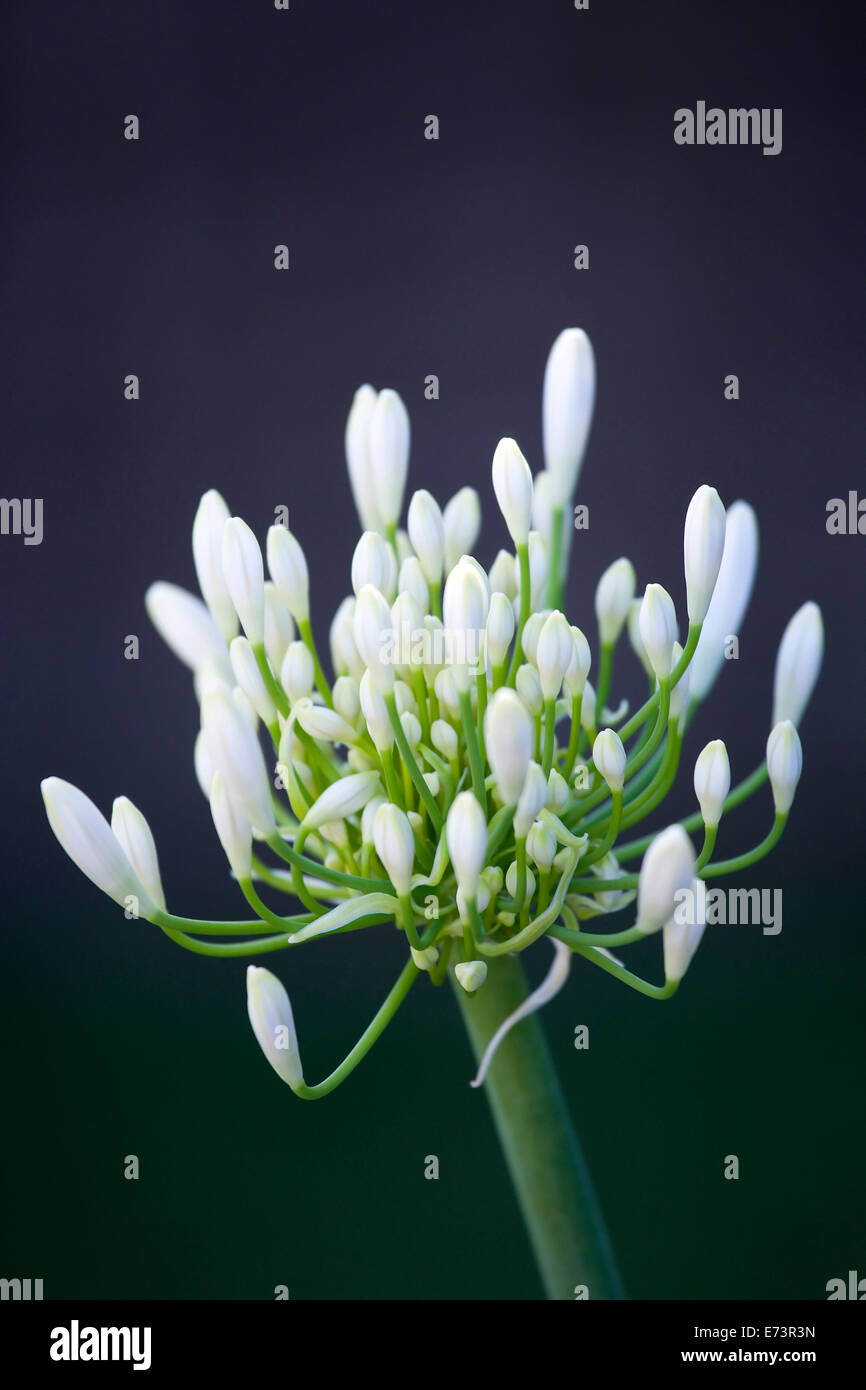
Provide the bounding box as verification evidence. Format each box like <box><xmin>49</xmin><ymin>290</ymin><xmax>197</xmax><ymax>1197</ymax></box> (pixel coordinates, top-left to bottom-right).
<box><xmin>2</xmin><ymin>0</ymin><xmax>863</xmax><ymax>1299</ymax></box>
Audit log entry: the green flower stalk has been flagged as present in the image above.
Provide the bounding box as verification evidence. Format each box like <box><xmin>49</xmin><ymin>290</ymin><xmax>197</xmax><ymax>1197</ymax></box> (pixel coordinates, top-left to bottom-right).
<box><xmin>41</xmin><ymin>329</ymin><xmax>825</xmax><ymax>1301</ymax></box>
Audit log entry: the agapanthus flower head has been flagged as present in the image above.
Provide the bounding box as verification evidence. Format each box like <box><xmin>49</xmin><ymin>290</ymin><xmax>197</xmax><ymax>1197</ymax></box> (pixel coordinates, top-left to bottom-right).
<box><xmin>42</xmin><ymin>327</ymin><xmax>823</xmax><ymax>1097</ymax></box>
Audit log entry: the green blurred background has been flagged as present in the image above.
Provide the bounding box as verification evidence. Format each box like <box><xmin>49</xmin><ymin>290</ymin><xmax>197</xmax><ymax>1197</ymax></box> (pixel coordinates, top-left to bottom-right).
<box><xmin>3</xmin><ymin>858</ymin><xmax>862</xmax><ymax>1299</ymax></box>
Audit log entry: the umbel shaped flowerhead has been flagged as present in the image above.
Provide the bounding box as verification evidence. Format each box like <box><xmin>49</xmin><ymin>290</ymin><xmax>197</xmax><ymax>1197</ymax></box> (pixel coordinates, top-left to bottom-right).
<box><xmin>41</xmin><ymin>327</ymin><xmax>823</xmax><ymax>1099</ymax></box>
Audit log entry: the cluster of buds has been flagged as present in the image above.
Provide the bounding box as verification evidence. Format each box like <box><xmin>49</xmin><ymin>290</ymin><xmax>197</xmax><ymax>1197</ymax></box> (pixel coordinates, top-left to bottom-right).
<box><xmin>42</xmin><ymin>329</ymin><xmax>824</xmax><ymax>1097</ymax></box>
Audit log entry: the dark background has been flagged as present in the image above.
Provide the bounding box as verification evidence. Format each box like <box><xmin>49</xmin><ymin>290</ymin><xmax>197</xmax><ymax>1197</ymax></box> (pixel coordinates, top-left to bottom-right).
<box><xmin>2</xmin><ymin>0</ymin><xmax>863</xmax><ymax>1299</ymax></box>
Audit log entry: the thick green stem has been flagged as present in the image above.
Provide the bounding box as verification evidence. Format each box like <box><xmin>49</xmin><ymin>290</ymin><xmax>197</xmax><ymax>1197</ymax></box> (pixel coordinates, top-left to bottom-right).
<box><xmin>452</xmin><ymin>954</ymin><xmax>625</xmax><ymax>1300</ymax></box>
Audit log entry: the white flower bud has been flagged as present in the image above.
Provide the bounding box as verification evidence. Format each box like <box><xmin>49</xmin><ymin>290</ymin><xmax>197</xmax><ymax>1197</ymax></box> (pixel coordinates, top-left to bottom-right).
<box><xmin>400</xmin><ymin>710</ymin><xmax>422</xmax><ymax>749</ymax></box>
<box><xmin>592</xmin><ymin>729</ymin><xmax>626</xmax><ymax>792</ymax></box>
<box><xmin>526</xmin><ymin>820</ymin><xmax>557</xmax><ymax>872</ymax></box>
<box><xmin>394</xmin><ymin>685</ymin><xmax>416</xmax><ymax>722</ymax></box>
<box><xmin>110</xmin><ymin>796</ymin><xmax>166</xmax><ymax>911</ymax></box>
<box><xmin>547</xmin><ymin>768</ymin><xmax>569</xmax><ymax>812</ymax></box>
<box><xmin>482</xmin><ymin>864</ymin><xmax>504</xmax><ymax>897</ymax></box>
<box><xmin>320</xmin><ymin>818</ymin><xmax>349</xmax><ymax>850</ymax></box>
<box><xmin>246</xmin><ymin>966</ymin><xmax>304</xmax><ymax>1089</ymax></box>
<box><xmin>636</xmin><ymin>824</ymin><xmax>696</xmax><ymax>935</ymax></box>
<box><xmin>772</xmin><ymin>601</ymin><xmax>824</xmax><ymax>728</ymax></box>
<box><xmin>484</xmin><ymin>591</ymin><xmax>515</xmax><ymax>670</ymax></box>
<box><xmin>390</xmin><ymin>591</ymin><xmax>424</xmax><ymax>677</ymax></box>
<box><xmin>663</xmin><ymin>886</ymin><xmax>706</xmax><ymax>982</ymax></box>
<box><xmin>515</xmin><ymin>663</ymin><xmax>543</xmax><ymax>716</ymax></box>
<box><xmin>361</xmin><ymin>795</ymin><xmax>387</xmax><ymax>844</ymax></box>
<box><xmin>443</xmin><ymin>486</ymin><xmax>481</xmax><ymax>573</ymax></box>
<box><xmin>295</xmin><ymin>700</ymin><xmax>358</xmax><ymax>746</ymax></box>
<box><xmin>373</xmin><ymin>803</ymin><xmax>416</xmax><ymax>895</ymax></box>
<box><xmin>230</xmin><ymin>637</ymin><xmax>277</xmax><ymax>726</ymax></box>
<box><xmin>280</xmin><ymin>640</ymin><xmax>314</xmax><ymax>704</ymax></box>
<box><xmin>446</xmin><ymin>791</ymin><xmax>488</xmax><ymax>900</ymax></box>
<box><xmin>536</xmin><ymin>610</ymin><xmax>574</xmax><ymax>701</ymax></box>
<box><xmin>397</xmin><ymin>555</ymin><xmax>429</xmax><ymax>610</ymax></box>
<box><xmin>359</xmin><ymin>668</ymin><xmax>394</xmax><ymax>752</ymax></box>
<box><xmin>345</xmin><ymin>384</ymin><xmax>382</xmax><ymax>533</ymax></box>
<box><xmin>455</xmin><ymin>960</ymin><xmax>488</xmax><ymax>993</ymax></box>
<box><xmin>485</xmin><ymin>688</ymin><xmax>534</xmax><ymax>805</ymax></box>
<box><xmin>329</xmin><ymin>596</ymin><xmax>363</xmax><ymax>681</ymax></box>
<box><xmin>505</xmin><ymin>859</ymin><xmax>536</xmax><ymax>900</ymax></box>
<box><xmin>563</xmin><ymin>625</ymin><xmax>592</xmax><ymax>699</ymax></box>
<box><xmin>302</xmin><ymin>769</ymin><xmax>382</xmax><ymax>831</ymax></box>
<box><xmin>411</xmin><ymin>945</ymin><xmax>439</xmax><ymax>971</ymax></box>
<box><xmin>553</xmin><ymin>847</ymin><xmax>574</xmax><ymax>876</ymax></box>
<box><xmin>588</xmin><ymin>851</ymin><xmax>626</xmax><ymax>910</ymax></box>
<box><xmin>351</xmin><ymin>530</ymin><xmax>398</xmax><ymax>601</ymax></box>
<box><xmin>690</xmin><ymin>501</ymin><xmax>759</xmax><ymax>702</ymax></box>
<box><xmin>194</xmin><ymin>730</ymin><xmax>215</xmax><ymax>798</ymax></box>
<box><xmin>684</xmin><ymin>484</ymin><xmax>726</xmax><ymax>625</ymax></box>
<box><xmin>266</xmin><ymin>525</ymin><xmax>310</xmax><ymax>624</ymax></box>
<box><xmin>332</xmin><ymin>675</ymin><xmax>361</xmax><ymax>724</ymax></box>
<box><xmin>433</xmin><ymin>667</ymin><xmax>460</xmax><ymax>719</ymax></box>
<box><xmin>461</xmin><ymin>554</ymin><xmax>492</xmax><ymax>598</ymax></box>
<box><xmin>488</xmin><ymin>548</ymin><xmax>517</xmax><ymax>599</ymax></box>
<box><xmin>595</xmin><ymin>557</ymin><xmax>636</xmax><ymax>647</ymax></box>
<box><xmin>492</xmin><ymin>437</ymin><xmax>533</xmax><ymax>547</ymax></box>
<box><xmin>542</xmin><ymin>327</ymin><xmax>596</xmax><ymax>506</ymax></box>
<box><xmin>693</xmin><ymin>740</ymin><xmax>730</xmax><ymax>829</ymax></box>
<box><xmin>407</xmin><ymin>489</ymin><xmax>445</xmax><ymax>586</ymax></box>
<box><xmin>521</xmin><ymin>610</ymin><xmax>548</xmax><ymax>667</ymax></box>
<box><xmin>192</xmin><ymin>489</ymin><xmax>238</xmax><ymax>642</ymax></box>
<box><xmin>208</xmin><ymin>770</ymin><xmax>252</xmax><ymax>880</ymax></box>
<box><xmin>627</xmin><ymin>598</ymin><xmax>655</xmax><ymax>679</ymax></box>
<box><xmin>369</xmin><ymin>388</ymin><xmax>410</xmax><ymax>529</ymax></box>
<box><xmin>638</xmin><ymin>583</ymin><xmax>678</xmax><ymax>681</ymax></box>
<box><xmin>442</xmin><ymin>560</ymin><xmax>489</xmax><ymax>692</ymax></box>
<box><xmin>514</xmin><ymin>761</ymin><xmax>548</xmax><ymax>839</ymax></box>
<box><xmin>145</xmin><ymin>582</ymin><xmax>231</xmax><ymax>677</ymax></box>
<box><xmin>221</xmin><ymin>517</ymin><xmax>265</xmax><ymax>645</ymax></box>
<box><xmin>201</xmin><ymin>688</ymin><xmax>276</xmax><ymax>834</ymax></box>
<box><xmin>42</xmin><ymin>777</ymin><xmax>157</xmax><ymax>917</ymax></box>
<box><xmin>431</xmin><ymin>719</ymin><xmax>458</xmax><ymax>761</ymax></box>
<box><xmin>423</xmin><ymin>771</ymin><xmax>440</xmax><ymax>798</ymax></box>
<box><xmin>766</xmin><ymin>720</ymin><xmax>802</xmax><ymax>814</ymax></box>
<box><xmin>263</xmin><ymin>582</ymin><xmax>295</xmax><ymax>674</ymax></box>
<box><xmin>353</xmin><ymin>584</ymin><xmax>396</xmax><ymax>692</ymax></box>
